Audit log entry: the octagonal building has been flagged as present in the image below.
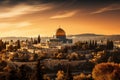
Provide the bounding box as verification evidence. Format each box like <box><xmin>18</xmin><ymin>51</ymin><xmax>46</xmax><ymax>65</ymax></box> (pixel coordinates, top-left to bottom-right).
<box><xmin>49</xmin><ymin>28</ymin><xmax>72</xmax><ymax>43</ymax></box>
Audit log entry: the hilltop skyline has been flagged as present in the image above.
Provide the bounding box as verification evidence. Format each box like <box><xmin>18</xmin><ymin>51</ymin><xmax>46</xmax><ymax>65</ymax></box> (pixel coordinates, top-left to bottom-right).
<box><xmin>0</xmin><ymin>0</ymin><xmax>120</xmax><ymax>37</ymax></box>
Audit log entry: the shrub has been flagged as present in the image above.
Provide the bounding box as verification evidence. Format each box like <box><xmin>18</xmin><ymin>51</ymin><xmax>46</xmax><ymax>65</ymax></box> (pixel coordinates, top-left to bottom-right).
<box><xmin>92</xmin><ymin>63</ymin><xmax>120</xmax><ymax>80</ymax></box>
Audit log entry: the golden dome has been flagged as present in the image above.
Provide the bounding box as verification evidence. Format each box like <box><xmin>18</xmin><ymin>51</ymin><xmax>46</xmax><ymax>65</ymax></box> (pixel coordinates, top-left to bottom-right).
<box><xmin>56</xmin><ymin>28</ymin><xmax>66</xmax><ymax>36</ymax></box>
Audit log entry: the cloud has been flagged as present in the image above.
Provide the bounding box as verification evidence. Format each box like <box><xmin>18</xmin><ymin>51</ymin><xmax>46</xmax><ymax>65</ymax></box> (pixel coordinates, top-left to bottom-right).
<box><xmin>0</xmin><ymin>22</ymin><xmax>31</xmax><ymax>28</ymax></box>
<box><xmin>0</xmin><ymin>4</ymin><xmax>52</xmax><ymax>18</ymax></box>
<box><xmin>0</xmin><ymin>27</ymin><xmax>41</xmax><ymax>37</ymax></box>
<box><xmin>91</xmin><ymin>4</ymin><xmax>120</xmax><ymax>14</ymax></box>
<box><xmin>50</xmin><ymin>10</ymin><xmax>78</xmax><ymax>19</ymax></box>
<box><xmin>0</xmin><ymin>0</ymin><xmax>67</xmax><ymax>5</ymax></box>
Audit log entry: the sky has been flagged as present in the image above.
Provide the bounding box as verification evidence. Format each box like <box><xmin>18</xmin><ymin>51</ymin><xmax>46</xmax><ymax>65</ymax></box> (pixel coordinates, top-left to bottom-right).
<box><xmin>0</xmin><ymin>0</ymin><xmax>120</xmax><ymax>37</ymax></box>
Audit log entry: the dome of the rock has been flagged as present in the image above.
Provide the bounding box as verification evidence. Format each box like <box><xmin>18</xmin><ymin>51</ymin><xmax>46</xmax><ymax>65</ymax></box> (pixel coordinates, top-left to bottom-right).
<box><xmin>56</xmin><ymin>28</ymin><xmax>66</xmax><ymax>37</ymax></box>
<box><xmin>49</xmin><ymin>27</ymin><xmax>72</xmax><ymax>43</ymax></box>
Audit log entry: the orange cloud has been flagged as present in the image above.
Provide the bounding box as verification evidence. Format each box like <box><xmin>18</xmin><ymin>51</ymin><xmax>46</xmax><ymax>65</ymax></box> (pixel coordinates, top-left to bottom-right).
<box><xmin>91</xmin><ymin>4</ymin><xmax>120</xmax><ymax>14</ymax></box>
<box><xmin>50</xmin><ymin>10</ymin><xmax>78</xmax><ymax>19</ymax></box>
<box><xmin>0</xmin><ymin>4</ymin><xmax>52</xmax><ymax>18</ymax></box>
<box><xmin>0</xmin><ymin>22</ymin><xmax>31</xmax><ymax>28</ymax></box>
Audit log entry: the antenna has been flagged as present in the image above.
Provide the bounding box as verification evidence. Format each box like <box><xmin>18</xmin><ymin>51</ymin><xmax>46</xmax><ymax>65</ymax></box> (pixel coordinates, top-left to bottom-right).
<box><xmin>59</xmin><ymin>25</ymin><xmax>61</xmax><ymax>28</ymax></box>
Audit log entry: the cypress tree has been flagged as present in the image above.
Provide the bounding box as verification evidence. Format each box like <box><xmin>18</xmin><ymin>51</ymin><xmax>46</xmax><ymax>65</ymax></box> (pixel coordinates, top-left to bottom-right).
<box><xmin>17</xmin><ymin>40</ymin><xmax>21</xmax><ymax>49</ymax></box>
<box><xmin>38</xmin><ymin>35</ymin><xmax>41</xmax><ymax>43</ymax></box>
<box><xmin>65</xmin><ymin>64</ymin><xmax>73</xmax><ymax>80</ymax></box>
<box><xmin>35</xmin><ymin>59</ymin><xmax>44</xmax><ymax>80</ymax></box>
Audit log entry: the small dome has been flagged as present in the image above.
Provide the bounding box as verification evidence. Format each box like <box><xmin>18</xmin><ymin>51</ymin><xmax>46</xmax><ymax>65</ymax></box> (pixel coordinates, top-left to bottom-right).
<box><xmin>56</xmin><ymin>28</ymin><xmax>66</xmax><ymax>36</ymax></box>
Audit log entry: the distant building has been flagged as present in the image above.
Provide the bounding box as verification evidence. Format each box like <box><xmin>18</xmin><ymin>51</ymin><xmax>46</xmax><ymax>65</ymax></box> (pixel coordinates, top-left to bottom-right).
<box><xmin>114</xmin><ymin>41</ymin><xmax>120</xmax><ymax>48</ymax></box>
<box><xmin>34</xmin><ymin>28</ymin><xmax>73</xmax><ymax>49</ymax></box>
<box><xmin>49</xmin><ymin>28</ymin><xmax>72</xmax><ymax>43</ymax></box>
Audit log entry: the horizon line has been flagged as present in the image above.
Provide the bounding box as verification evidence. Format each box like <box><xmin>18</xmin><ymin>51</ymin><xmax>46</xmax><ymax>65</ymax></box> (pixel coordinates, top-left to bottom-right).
<box><xmin>0</xmin><ymin>33</ymin><xmax>120</xmax><ymax>38</ymax></box>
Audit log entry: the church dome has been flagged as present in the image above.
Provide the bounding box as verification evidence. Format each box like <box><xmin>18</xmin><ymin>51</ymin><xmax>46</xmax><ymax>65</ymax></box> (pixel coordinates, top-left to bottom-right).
<box><xmin>56</xmin><ymin>28</ymin><xmax>66</xmax><ymax>37</ymax></box>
